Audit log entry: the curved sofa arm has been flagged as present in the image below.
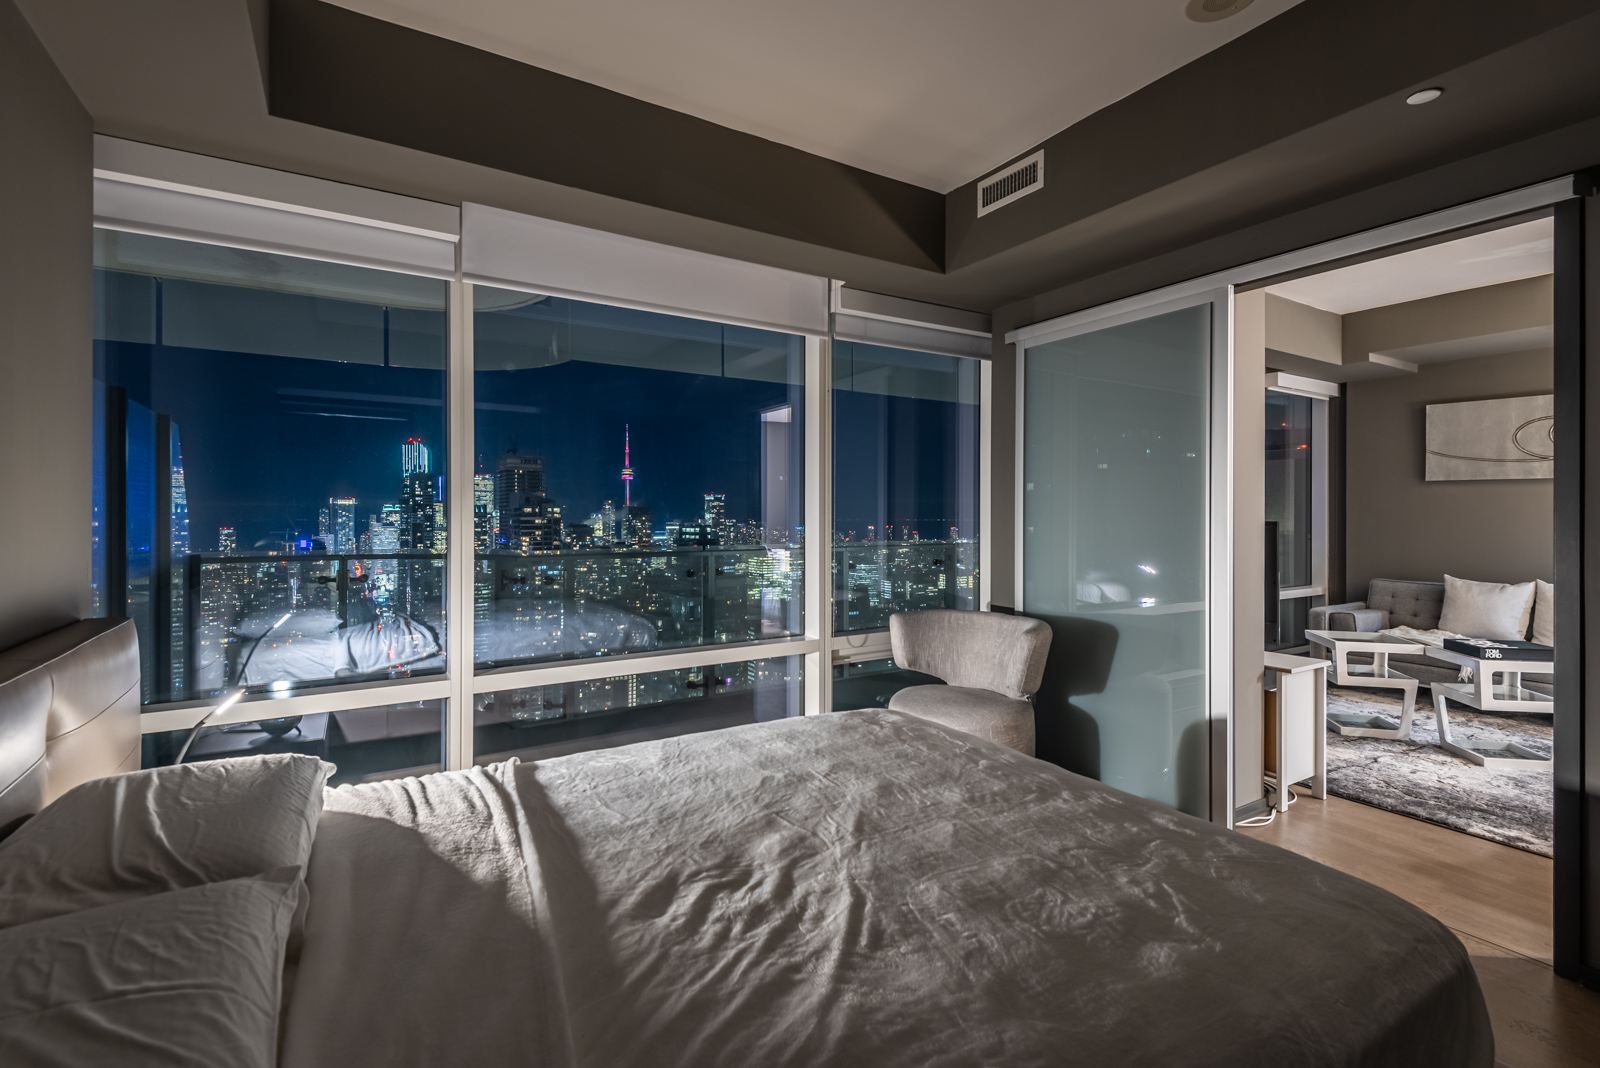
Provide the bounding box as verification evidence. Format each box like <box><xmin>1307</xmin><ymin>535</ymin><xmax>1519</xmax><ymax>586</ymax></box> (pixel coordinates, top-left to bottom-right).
<box><xmin>1328</xmin><ymin>608</ymin><xmax>1388</xmax><ymax>632</ymax></box>
<box><xmin>1308</xmin><ymin>601</ymin><xmax>1365</xmax><ymax>632</ymax></box>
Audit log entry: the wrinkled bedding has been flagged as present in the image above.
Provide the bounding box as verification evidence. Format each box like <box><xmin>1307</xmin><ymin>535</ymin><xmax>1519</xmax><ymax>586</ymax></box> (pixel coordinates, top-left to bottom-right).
<box><xmin>281</xmin><ymin>709</ymin><xmax>1492</xmax><ymax>1068</ymax></box>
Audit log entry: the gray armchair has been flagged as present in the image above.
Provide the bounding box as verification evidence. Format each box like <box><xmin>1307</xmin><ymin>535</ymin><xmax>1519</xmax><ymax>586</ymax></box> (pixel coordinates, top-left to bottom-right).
<box><xmin>886</xmin><ymin>610</ymin><xmax>1053</xmax><ymax>756</ymax></box>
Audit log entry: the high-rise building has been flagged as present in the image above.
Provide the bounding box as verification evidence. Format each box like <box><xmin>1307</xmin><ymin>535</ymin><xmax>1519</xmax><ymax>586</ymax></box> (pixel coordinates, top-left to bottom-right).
<box><xmin>703</xmin><ymin>493</ymin><xmax>727</xmax><ymax>541</ymax></box>
<box><xmin>496</xmin><ymin>453</ymin><xmax>560</xmax><ymax>553</ymax></box>
<box><xmin>328</xmin><ymin>498</ymin><xmax>357</xmax><ymax>554</ymax></box>
<box><xmin>624</xmin><ymin>504</ymin><xmax>653</xmax><ymax>548</ymax></box>
<box><xmin>675</xmin><ymin>520</ymin><xmax>719</xmax><ymax>548</ymax></box>
<box><xmin>217</xmin><ymin>527</ymin><xmax>236</xmax><ymax>555</ymax></box>
<box><xmin>170</xmin><ymin>456</ymin><xmax>189</xmax><ymax>559</ymax></box>
<box><xmin>367</xmin><ymin>515</ymin><xmax>399</xmax><ymax>554</ymax></box>
<box><xmin>318</xmin><ymin>507</ymin><xmax>330</xmax><ymax>545</ymax></box>
<box><xmin>473</xmin><ymin>474</ymin><xmax>497</xmax><ymax>553</ymax></box>
<box><xmin>401</xmin><ymin>472</ymin><xmax>443</xmax><ymax>554</ymax></box>
<box><xmin>403</xmin><ymin>438</ymin><xmax>431</xmax><ymax>477</ymax></box>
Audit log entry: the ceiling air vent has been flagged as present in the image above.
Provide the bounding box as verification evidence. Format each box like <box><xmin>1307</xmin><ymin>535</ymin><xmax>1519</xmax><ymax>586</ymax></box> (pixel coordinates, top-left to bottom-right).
<box><xmin>976</xmin><ymin>151</ymin><xmax>1044</xmax><ymax>217</ymax></box>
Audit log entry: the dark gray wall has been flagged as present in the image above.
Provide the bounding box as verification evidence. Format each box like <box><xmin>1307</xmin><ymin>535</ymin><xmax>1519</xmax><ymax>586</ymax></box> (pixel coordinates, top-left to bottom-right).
<box><xmin>1345</xmin><ymin>350</ymin><xmax>1554</xmax><ymax>601</ymax></box>
<box><xmin>0</xmin><ymin>0</ymin><xmax>91</xmax><ymax>651</ymax></box>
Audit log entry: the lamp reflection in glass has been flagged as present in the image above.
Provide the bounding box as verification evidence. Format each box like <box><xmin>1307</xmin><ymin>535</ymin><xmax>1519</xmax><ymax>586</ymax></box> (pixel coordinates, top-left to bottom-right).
<box><xmin>175</xmin><ymin>611</ymin><xmax>293</xmax><ymax>763</ymax></box>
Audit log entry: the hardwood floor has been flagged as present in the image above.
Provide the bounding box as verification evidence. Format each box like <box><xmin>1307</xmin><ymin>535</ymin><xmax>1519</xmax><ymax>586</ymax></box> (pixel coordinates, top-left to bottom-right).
<box><xmin>1240</xmin><ymin>794</ymin><xmax>1600</xmax><ymax>1067</ymax></box>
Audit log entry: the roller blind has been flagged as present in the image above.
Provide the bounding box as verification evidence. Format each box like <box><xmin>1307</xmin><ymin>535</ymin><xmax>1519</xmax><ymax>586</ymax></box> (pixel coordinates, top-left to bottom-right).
<box><xmin>461</xmin><ymin>203</ymin><xmax>830</xmax><ymax>337</ymax></box>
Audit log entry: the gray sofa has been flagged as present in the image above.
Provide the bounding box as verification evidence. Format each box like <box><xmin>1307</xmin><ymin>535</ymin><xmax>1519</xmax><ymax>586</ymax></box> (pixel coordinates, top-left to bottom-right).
<box><xmin>1308</xmin><ymin>578</ymin><xmax>1552</xmax><ymax>695</ymax></box>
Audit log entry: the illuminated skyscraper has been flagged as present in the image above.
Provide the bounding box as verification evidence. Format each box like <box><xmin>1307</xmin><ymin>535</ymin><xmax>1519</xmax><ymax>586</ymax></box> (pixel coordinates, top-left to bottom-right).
<box><xmin>401</xmin><ymin>472</ymin><xmax>443</xmax><ymax>553</ymax></box>
<box><xmin>496</xmin><ymin>453</ymin><xmax>560</xmax><ymax>553</ymax></box>
<box><xmin>217</xmin><ymin>527</ymin><xmax>236</xmax><ymax>556</ymax></box>
<box><xmin>473</xmin><ymin>474</ymin><xmax>497</xmax><ymax>553</ymax></box>
<box><xmin>328</xmin><ymin>498</ymin><xmax>357</xmax><ymax>554</ymax></box>
<box><xmin>170</xmin><ymin>457</ymin><xmax>189</xmax><ymax>559</ymax></box>
<box><xmin>403</xmin><ymin>438</ymin><xmax>431</xmax><ymax>476</ymax></box>
<box><xmin>703</xmin><ymin>493</ymin><xmax>727</xmax><ymax>541</ymax></box>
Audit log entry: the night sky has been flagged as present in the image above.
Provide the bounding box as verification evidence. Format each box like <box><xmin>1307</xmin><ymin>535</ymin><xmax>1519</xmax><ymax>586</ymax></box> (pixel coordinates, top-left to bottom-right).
<box><xmin>99</xmin><ymin>337</ymin><xmax>805</xmax><ymax>551</ymax></box>
<box><xmin>97</xmin><ymin>283</ymin><xmax>976</xmax><ymax>553</ymax></box>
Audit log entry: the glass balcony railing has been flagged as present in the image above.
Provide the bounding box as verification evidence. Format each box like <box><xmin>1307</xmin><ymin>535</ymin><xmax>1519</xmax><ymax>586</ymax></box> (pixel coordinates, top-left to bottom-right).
<box><xmin>181</xmin><ymin>552</ymin><xmax>446</xmax><ymax>699</ymax></box>
<box><xmin>473</xmin><ymin>544</ymin><xmax>804</xmax><ymax>668</ymax></box>
<box><xmin>832</xmin><ymin>540</ymin><xmax>978</xmax><ymax>633</ymax></box>
<box><xmin>150</xmin><ymin>539</ymin><xmax>974</xmax><ymax>703</ymax></box>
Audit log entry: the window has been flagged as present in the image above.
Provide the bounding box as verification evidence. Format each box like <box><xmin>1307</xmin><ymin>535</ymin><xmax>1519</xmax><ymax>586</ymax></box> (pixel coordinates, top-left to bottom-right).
<box><xmin>141</xmin><ymin>698</ymin><xmax>444</xmax><ymax>785</ymax></box>
<box><xmin>474</xmin><ymin>655</ymin><xmax>803</xmax><ymax>764</ymax></box>
<box><xmin>831</xmin><ymin>342</ymin><xmax>980</xmax><ymax>633</ymax></box>
<box><xmin>471</xmin><ymin>289</ymin><xmax>806</xmax><ymax>669</ymax></box>
<box><xmin>1266</xmin><ymin>390</ymin><xmax>1322</xmax><ymax>650</ymax></box>
<box><xmin>93</xmin><ymin>230</ymin><xmax>449</xmax><ymax>704</ymax></box>
<box><xmin>831</xmin><ymin>656</ymin><xmax>940</xmax><ymax>711</ymax></box>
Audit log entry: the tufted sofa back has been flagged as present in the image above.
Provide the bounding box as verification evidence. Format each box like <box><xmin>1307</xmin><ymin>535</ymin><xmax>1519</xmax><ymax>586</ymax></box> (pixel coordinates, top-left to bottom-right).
<box><xmin>1366</xmin><ymin>579</ymin><xmax>1445</xmax><ymax>630</ymax></box>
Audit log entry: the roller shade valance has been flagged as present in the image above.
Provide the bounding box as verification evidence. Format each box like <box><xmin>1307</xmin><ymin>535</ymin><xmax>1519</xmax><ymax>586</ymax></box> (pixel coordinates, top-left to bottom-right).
<box><xmin>830</xmin><ymin>286</ymin><xmax>992</xmax><ymax>359</ymax></box>
<box><xmin>94</xmin><ymin>177</ymin><xmax>459</xmax><ymax>281</ymax></box>
<box><xmin>461</xmin><ymin>203</ymin><xmax>829</xmax><ymax>337</ymax></box>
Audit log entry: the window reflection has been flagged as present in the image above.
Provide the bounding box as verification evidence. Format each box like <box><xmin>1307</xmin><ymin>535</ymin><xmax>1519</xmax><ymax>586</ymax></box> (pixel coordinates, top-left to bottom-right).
<box><xmin>92</xmin><ymin>230</ymin><xmax>448</xmax><ymax>703</ymax></box>
<box><xmin>832</xmin><ymin>342</ymin><xmax>980</xmax><ymax>632</ymax></box>
<box><xmin>471</xmin><ymin>289</ymin><xmax>806</xmax><ymax>668</ymax></box>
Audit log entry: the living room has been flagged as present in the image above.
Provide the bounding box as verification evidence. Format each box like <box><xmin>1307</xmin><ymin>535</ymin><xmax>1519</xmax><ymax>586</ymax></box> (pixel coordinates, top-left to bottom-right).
<box><xmin>1242</xmin><ymin>216</ymin><xmax>1557</xmax><ymax>972</ymax></box>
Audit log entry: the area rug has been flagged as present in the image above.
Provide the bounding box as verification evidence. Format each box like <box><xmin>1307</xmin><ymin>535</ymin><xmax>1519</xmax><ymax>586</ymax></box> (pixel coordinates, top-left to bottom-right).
<box><xmin>1318</xmin><ymin>685</ymin><xmax>1553</xmax><ymax>857</ymax></box>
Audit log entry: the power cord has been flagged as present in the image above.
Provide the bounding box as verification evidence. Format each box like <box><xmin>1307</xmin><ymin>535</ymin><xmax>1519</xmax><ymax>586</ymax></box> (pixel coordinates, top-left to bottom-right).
<box><xmin>1236</xmin><ymin>772</ymin><xmax>1299</xmax><ymax>827</ymax></box>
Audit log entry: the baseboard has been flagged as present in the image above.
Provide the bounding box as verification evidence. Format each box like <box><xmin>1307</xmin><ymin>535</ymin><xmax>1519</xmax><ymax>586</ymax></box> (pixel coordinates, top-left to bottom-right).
<box><xmin>1234</xmin><ymin>797</ymin><xmax>1271</xmax><ymax>824</ymax></box>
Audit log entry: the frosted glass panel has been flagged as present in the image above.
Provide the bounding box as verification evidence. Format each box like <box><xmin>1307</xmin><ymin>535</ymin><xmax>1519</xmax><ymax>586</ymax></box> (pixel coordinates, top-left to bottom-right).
<box><xmin>1024</xmin><ymin>304</ymin><xmax>1210</xmax><ymax>816</ymax></box>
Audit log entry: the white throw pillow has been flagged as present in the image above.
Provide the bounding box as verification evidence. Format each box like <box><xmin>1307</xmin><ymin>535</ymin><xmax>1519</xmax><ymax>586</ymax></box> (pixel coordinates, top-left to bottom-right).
<box><xmin>1438</xmin><ymin>575</ymin><xmax>1537</xmax><ymax>642</ymax></box>
<box><xmin>1532</xmin><ymin>579</ymin><xmax>1555</xmax><ymax>647</ymax></box>
<box><xmin>0</xmin><ymin>868</ymin><xmax>299</xmax><ymax>1068</ymax></box>
<box><xmin>0</xmin><ymin>753</ymin><xmax>330</xmax><ymax>929</ymax></box>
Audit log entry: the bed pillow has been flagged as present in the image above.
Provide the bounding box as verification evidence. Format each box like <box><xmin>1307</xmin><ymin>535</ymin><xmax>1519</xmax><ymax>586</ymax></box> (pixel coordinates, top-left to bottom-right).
<box><xmin>0</xmin><ymin>867</ymin><xmax>299</xmax><ymax>1068</ymax></box>
<box><xmin>1532</xmin><ymin>579</ymin><xmax>1556</xmax><ymax>647</ymax></box>
<box><xmin>1437</xmin><ymin>575</ymin><xmax>1537</xmax><ymax>642</ymax></box>
<box><xmin>0</xmin><ymin>753</ymin><xmax>331</xmax><ymax>929</ymax></box>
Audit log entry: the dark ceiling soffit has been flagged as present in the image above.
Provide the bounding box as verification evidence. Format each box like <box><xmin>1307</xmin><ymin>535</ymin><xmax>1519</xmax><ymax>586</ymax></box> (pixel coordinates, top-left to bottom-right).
<box><xmin>266</xmin><ymin>0</ymin><xmax>945</xmax><ymax>272</ymax></box>
<box><xmin>948</xmin><ymin>0</ymin><xmax>1600</xmax><ymax>273</ymax></box>
<box><xmin>991</xmin><ymin>112</ymin><xmax>1600</xmax><ymax>337</ymax></box>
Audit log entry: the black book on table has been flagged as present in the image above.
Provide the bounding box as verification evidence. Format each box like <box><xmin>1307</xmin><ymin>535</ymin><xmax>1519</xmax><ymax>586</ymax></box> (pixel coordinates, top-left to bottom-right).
<box><xmin>1441</xmin><ymin>638</ymin><xmax>1554</xmax><ymax>661</ymax></box>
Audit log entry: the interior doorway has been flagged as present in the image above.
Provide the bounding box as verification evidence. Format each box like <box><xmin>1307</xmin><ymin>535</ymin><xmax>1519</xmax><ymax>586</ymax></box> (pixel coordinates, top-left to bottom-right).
<box><xmin>1245</xmin><ymin>215</ymin><xmax>1556</xmax><ymax>857</ymax></box>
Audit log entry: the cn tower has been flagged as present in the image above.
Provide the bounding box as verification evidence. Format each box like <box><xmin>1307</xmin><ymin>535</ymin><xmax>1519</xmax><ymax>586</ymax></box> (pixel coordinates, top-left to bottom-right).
<box><xmin>620</xmin><ymin>424</ymin><xmax>634</xmax><ymax>507</ymax></box>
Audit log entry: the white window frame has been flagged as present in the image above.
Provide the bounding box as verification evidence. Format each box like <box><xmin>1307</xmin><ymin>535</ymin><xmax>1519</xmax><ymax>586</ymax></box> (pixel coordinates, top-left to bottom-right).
<box><xmin>109</xmin><ymin>141</ymin><xmax>847</xmax><ymax>766</ymax></box>
<box><xmin>824</xmin><ymin>286</ymin><xmax>994</xmax><ymax>707</ymax></box>
<box><xmin>1266</xmin><ymin>375</ymin><xmax>1333</xmax><ymax>653</ymax></box>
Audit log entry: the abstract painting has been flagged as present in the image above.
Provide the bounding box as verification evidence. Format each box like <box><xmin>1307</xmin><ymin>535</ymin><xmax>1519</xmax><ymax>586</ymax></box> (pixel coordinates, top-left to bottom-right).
<box><xmin>1425</xmin><ymin>394</ymin><xmax>1553</xmax><ymax>481</ymax></box>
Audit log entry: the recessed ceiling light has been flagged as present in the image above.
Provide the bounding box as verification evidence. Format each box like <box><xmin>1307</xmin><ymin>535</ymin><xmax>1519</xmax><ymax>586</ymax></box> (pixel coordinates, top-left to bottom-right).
<box><xmin>1186</xmin><ymin>0</ymin><xmax>1255</xmax><ymax>22</ymax></box>
<box><xmin>1406</xmin><ymin>88</ymin><xmax>1444</xmax><ymax>105</ymax></box>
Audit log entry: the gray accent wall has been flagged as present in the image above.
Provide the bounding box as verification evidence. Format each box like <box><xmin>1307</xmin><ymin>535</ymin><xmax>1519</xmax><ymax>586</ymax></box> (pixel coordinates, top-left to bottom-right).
<box><xmin>1344</xmin><ymin>348</ymin><xmax>1554</xmax><ymax>601</ymax></box>
<box><xmin>0</xmin><ymin>0</ymin><xmax>91</xmax><ymax>651</ymax></box>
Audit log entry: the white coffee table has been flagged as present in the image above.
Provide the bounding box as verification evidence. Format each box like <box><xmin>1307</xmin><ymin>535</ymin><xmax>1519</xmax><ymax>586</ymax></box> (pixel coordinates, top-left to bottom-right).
<box><xmin>1304</xmin><ymin>630</ymin><xmax>1423</xmax><ymax>740</ymax></box>
<box><xmin>1425</xmin><ymin>645</ymin><xmax>1553</xmax><ymax>771</ymax></box>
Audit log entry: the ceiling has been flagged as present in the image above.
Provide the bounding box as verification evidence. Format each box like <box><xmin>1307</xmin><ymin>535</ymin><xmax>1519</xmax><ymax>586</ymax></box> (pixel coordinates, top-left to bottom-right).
<box><xmin>1265</xmin><ymin>217</ymin><xmax>1554</xmax><ymax>315</ymax></box>
<box><xmin>324</xmin><ymin>0</ymin><xmax>1306</xmax><ymax>193</ymax></box>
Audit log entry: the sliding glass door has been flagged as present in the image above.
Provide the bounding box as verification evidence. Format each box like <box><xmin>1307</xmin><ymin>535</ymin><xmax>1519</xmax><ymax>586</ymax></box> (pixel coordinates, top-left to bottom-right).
<box><xmin>1017</xmin><ymin>291</ymin><xmax>1229</xmax><ymax>820</ymax></box>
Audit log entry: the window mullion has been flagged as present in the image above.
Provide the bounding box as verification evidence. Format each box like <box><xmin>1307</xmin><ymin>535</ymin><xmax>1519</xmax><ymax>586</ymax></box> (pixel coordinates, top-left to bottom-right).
<box><xmin>445</xmin><ymin>279</ymin><xmax>476</xmax><ymax>768</ymax></box>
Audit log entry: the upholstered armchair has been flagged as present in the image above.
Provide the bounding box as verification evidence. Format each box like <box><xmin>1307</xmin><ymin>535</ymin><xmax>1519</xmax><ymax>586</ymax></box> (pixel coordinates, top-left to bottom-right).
<box><xmin>886</xmin><ymin>610</ymin><xmax>1053</xmax><ymax>756</ymax></box>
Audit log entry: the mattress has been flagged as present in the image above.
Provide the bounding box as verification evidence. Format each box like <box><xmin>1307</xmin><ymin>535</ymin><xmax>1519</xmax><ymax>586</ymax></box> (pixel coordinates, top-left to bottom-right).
<box><xmin>280</xmin><ymin>709</ymin><xmax>1492</xmax><ymax>1067</ymax></box>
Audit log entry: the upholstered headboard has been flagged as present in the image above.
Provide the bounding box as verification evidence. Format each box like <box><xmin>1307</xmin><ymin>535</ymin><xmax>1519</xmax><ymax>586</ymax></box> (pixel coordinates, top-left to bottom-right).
<box><xmin>0</xmin><ymin>619</ymin><xmax>141</xmax><ymax>835</ymax></box>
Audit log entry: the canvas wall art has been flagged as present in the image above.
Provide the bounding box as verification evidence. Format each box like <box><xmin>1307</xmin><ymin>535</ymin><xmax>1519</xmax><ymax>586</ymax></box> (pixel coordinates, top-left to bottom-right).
<box><xmin>1425</xmin><ymin>394</ymin><xmax>1553</xmax><ymax>481</ymax></box>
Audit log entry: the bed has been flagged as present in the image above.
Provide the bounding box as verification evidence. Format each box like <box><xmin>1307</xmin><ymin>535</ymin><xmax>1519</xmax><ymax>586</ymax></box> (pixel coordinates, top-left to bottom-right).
<box><xmin>0</xmin><ymin>620</ymin><xmax>1493</xmax><ymax>1067</ymax></box>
